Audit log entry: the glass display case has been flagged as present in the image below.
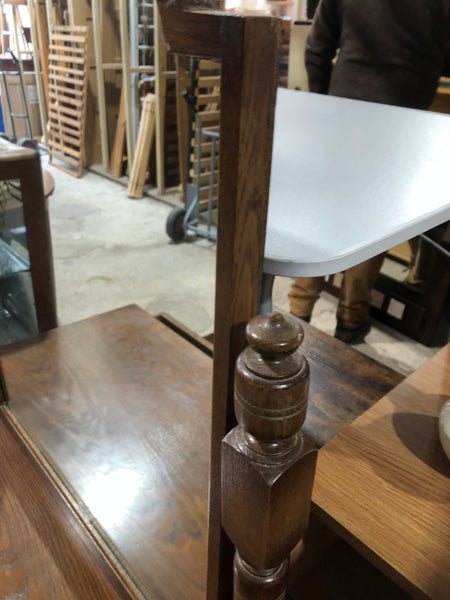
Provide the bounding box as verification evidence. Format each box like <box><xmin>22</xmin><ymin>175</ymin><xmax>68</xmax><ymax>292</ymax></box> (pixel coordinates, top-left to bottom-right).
<box><xmin>0</xmin><ymin>178</ymin><xmax>39</xmax><ymax>343</ymax></box>
<box><xmin>0</xmin><ymin>139</ymin><xmax>57</xmax><ymax>345</ymax></box>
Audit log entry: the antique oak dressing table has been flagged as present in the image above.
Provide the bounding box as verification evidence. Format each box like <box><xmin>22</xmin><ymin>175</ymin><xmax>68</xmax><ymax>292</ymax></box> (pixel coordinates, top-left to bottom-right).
<box><xmin>1</xmin><ymin>3</ymin><xmax>450</xmax><ymax>600</ymax></box>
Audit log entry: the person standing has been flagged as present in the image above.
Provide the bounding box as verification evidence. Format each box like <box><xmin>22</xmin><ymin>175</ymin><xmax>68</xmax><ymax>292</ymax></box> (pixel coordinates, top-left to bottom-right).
<box><xmin>289</xmin><ymin>0</ymin><xmax>450</xmax><ymax>343</ymax></box>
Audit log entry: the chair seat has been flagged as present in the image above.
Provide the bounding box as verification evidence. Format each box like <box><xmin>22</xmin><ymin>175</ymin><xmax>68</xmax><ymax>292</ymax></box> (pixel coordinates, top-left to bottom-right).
<box><xmin>0</xmin><ymin>305</ymin><xmax>402</xmax><ymax>598</ymax></box>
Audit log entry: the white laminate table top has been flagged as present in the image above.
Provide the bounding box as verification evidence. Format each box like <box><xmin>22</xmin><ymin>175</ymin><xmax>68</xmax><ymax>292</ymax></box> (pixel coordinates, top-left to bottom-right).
<box><xmin>264</xmin><ymin>89</ymin><xmax>450</xmax><ymax>277</ymax></box>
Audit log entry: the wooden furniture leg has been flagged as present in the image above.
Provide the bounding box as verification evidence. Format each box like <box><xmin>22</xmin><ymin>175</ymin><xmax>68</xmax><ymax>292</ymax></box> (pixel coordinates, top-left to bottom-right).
<box><xmin>222</xmin><ymin>312</ymin><xmax>317</xmax><ymax>598</ymax></box>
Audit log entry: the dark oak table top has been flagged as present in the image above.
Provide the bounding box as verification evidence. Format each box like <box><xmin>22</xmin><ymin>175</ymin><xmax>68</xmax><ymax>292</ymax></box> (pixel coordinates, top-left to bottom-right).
<box><xmin>0</xmin><ymin>304</ymin><xmax>403</xmax><ymax>598</ymax></box>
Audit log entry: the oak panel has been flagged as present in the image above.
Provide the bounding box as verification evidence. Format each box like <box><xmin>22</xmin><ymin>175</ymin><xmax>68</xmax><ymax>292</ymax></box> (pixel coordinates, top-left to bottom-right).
<box><xmin>0</xmin><ymin>408</ymin><xmax>139</xmax><ymax>600</ymax></box>
<box><xmin>313</xmin><ymin>345</ymin><xmax>450</xmax><ymax>599</ymax></box>
<box><xmin>1</xmin><ymin>305</ymin><xmax>212</xmax><ymax>600</ymax></box>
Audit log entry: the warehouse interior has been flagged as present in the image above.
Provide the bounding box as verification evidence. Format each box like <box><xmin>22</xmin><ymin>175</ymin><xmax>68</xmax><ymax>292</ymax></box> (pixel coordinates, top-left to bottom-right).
<box><xmin>0</xmin><ymin>1</ymin><xmax>449</xmax><ymax>599</ymax></box>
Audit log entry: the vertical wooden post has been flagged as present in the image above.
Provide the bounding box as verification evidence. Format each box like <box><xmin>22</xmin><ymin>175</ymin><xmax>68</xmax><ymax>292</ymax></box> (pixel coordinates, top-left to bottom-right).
<box><xmin>45</xmin><ymin>0</ymin><xmax>53</xmax><ymax>33</ymax></box>
<box><xmin>222</xmin><ymin>312</ymin><xmax>317</xmax><ymax>599</ymax></box>
<box><xmin>208</xmin><ymin>16</ymin><xmax>281</xmax><ymax>599</ymax></box>
<box><xmin>91</xmin><ymin>0</ymin><xmax>110</xmax><ymax>171</ymax></box>
<box><xmin>155</xmin><ymin>5</ymin><xmax>281</xmax><ymax>597</ymax></box>
<box><xmin>154</xmin><ymin>1</ymin><xmax>166</xmax><ymax>195</ymax></box>
<box><xmin>27</xmin><ymin>0</ymin><xmax>48</xmax><ymax>142</ymax></box>
<box><xmin>118</xmin><ymin>0</ymin><xmax>134</xmax><ymax>169</ymax></box>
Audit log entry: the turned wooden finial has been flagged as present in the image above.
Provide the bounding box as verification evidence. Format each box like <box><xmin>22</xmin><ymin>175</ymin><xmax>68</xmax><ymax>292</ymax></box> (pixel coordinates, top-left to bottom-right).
<box><xmin>235</xmin><ymin>311</ymin><xmax>309</xmax><ymax>446</ymax></box>
<box><xmin>222</xmin><ymin>312</ymin><xmax>317</xmax><ymax>600</ymax></box>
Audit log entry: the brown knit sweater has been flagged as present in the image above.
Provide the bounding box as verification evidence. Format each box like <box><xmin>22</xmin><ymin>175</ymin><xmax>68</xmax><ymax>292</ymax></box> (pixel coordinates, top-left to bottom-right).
<box><xmin>305</xmin><ymin>0</ymin><xmax>450</xmax><ymax>109</ymax></box>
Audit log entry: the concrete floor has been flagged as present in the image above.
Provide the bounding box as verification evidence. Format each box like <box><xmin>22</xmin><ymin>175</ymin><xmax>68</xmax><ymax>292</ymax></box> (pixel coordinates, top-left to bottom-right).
<box><xmin>44</xmin><ymin>155</ymin><xmax>444</xmax><ymax>377</ymax></box>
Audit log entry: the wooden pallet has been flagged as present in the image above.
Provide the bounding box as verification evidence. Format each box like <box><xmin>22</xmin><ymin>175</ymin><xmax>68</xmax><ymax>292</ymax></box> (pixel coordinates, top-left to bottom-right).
<box><xmin>47</xmin><ymin>26</ymin><xmax>88</xmax><ymax>178</ymax></box>
<box><xmin>175</xmin><ymin>59</ymin><xmax>220</xmax><ymax>209</ymax></box>
<box><xmin>190</xmin><ymin>60</ymin><xmax>220</xmax><ymax>210</ymax></box>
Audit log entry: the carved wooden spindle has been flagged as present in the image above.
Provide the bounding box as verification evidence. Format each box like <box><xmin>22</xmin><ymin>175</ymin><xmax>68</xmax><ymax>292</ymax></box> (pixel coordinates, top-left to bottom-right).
<box><xmin>222</xmin><ymin>311</ymin><xmax>318</xmax><ymax>599</ymax></box>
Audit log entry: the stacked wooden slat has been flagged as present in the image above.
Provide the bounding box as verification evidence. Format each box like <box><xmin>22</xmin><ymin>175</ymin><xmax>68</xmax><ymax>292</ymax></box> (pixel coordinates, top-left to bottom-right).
<box><xmin>127</xmin><ymin>93</ymin><xmax>156</xmax><ymax>198</ymax></box>
<box><xmin>189</xmin><ymin>60</ymin><xmax>220</xmax><ymax>210</ymax></box>
<box><xmin>47</xmin><ymin>26</ymin><xmax>88</xmax><ymax>178</ymax></box>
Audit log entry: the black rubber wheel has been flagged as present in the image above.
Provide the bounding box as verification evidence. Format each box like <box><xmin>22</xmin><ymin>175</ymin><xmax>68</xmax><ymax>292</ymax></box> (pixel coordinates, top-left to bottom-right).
<box><xmin>166</xmin><ymin>207</ymin><xmax>187</xmax><ymax>242</ymax></box>
<box><xmin>17</xmin><ymin>137</ymin><xmax>39</xmax><ymax>151</ymax></box>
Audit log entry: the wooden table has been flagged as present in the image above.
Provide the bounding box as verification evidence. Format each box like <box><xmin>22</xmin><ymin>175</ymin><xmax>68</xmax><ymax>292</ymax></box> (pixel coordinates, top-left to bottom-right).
<box><xmin>0</xmin><ymin>139</ymin><xmax>57</xmax><ymax>340</ymax></box>
<box><xmin>0</xmin><ymin>304</ymin><xmax>402</xmax><ymax>599</ymax></box>
<box><xmin>312</xmin><ymin>344</ymin><xmax>450</xmax><ymax>599</ymax></box>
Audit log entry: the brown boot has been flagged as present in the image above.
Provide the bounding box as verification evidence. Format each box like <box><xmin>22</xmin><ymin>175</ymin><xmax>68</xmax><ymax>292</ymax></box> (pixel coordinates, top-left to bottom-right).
<box><xmin>334</xmin><ymin>317</ymin><xmax>371</xmax><ymax>344</ymax></box>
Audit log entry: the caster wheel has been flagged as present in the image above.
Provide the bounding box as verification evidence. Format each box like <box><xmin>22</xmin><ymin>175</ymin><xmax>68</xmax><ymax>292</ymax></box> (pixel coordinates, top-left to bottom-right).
<box><xmin>166</xmin><ymin>207</ymin><xmax>187</xmax><ymax>242</ymax></box>
<box><xmin>17</xmin><ymin>137</ymin><xmax>39</xmax><ymax>151</ymax></box>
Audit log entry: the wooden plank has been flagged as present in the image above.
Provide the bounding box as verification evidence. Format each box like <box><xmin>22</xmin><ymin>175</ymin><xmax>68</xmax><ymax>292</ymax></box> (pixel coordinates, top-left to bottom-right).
<box><xmin>109</xmin><ymin>85</ymin><xmax>127</xmax><ymax>177</ymax></box>
<box><xmin>49</xmin><ymin>112</ymin><xmax>83</xmax><ymax>129</ymax></box>
<box><xmin>47</xmin><ymin>159</ymin><xmax>81</xmax><ymax>177</ymax></box>
<box><xmin>49</xmin><ymin>102</ymin><xmax>83</xmax><ymax>119</ymax></box>
<box><xmin>48</xmin><ymin>72</ymin><xmax>85</xmax><ymax>86</ymax></box>
<box><xmin>118</xmin><ymin>0</ymin><xmax>133</xmax><ymax>170</ymax></box>
<box><xmin>34</xmin><ymin>1</ymin><xmax>50</xmax><ymax>114</ymax></box>
<box><xmin>198</xmin><ymin>75</ymin><xmax>221</xmax><ymax>87</ymax></box>
<box><xmin>27</xmin><ymin>0</ymin><xmax>48</xmax><ymax>142</ymax></box>
<box><xmin>194</xmin><ymin>122</ymin><xmax>219</xmax><ymax>132</ymax></box>
<box><xmin>196</xmin><ymin>110</ymin><xmax>220</xmax><ymax>124</ymax></box>
<box><xmin>48</xmin><ymin>47</ymin><xmax>86</xmax><ymax>62</ymax></box>
<box><xmin>189</xmin><ymin>170</ymin><xmax>218</xmax><ymax>187</ymax></box>
<box><xmin>127</xmin><ymin>94</ymin><xmax>156</xmax><ymax>198</ymax></box>
<box><xmin>197</xmin><ymin>93</ymin><xmax>220</xmax><ymax>105</ymax></box>
<box><xmin>47</xmin><ymin>139</ymin><xmax>82</xmax><ymax>159</ymax></box>
<box><xmin>49</xmin><ymin>124</ymin><xmax>84</xmax><ymax>145</ymax></box>
<box><xmin>51</xmin><ymin>32</ymin><xmax>87</xmax><ymax>43</ymax></box>
<box><xmin>0</xmin><ymin>408</ymin><xmax>142</xmax><ymax>600</ymax></box>
<box><xmin>312</xmin><ymin>345</ymin><xmax>450</xmax><ymax>599</ymax></box>
<box><xmin>48</xmin><ymin>43</ymin><xmax>86</xmax><ymax>55</ymax></box>
<box><xmin>49</xmin><ymin>82</ymin><xmax>84</xmax><ymax>96</ymax></box>
<box><xmin>91</xmin><ymin>0</ymin><xmax>110</xmax><ymax>171</ymax></box>
<box><xmin>53</xmin><ymin>24</ymin><xmax>89</xmax><ymax>32</ymax></box>
<box><xmin>49</xmin><ymin>64</ymin><xmax>87</xmax><ymax>77</ymax></box>
<box><xmin>49</xmin><ymin>91</ymin><xmax>84</xmax><ymax>107</ymax></box>
<box><xmin>48</xmin><ymin>149</ymin><xmax>80</xmax><ymax>167</ymax></box>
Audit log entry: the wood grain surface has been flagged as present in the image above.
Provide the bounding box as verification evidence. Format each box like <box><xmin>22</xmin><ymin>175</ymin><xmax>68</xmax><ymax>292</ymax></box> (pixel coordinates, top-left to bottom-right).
<box><xmin>312</xmin><ymin>344</ymin><xmax>450</xmax><ymax>599</ymax></box>
<box><xmin>0</xmin><ymin>305</ymin><xmax>403</xmax><ymax>598</ymax></box>
<box><xmin>300</xmin><ymin>320</ymin><xmax>403</xmax><ymax>447</ymax></box>
<box><xmin>0</xmin><ymin>407</ymin><xmax>142</xmax><ymax>600</ymax></box>
<box><xmin>1</xmin><ymin>305</ymin><xmax>212</xmax><ymax>600</ymax></box>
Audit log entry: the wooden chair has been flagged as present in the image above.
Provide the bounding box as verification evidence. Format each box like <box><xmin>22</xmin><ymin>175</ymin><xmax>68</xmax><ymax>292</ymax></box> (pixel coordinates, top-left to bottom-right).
<box><xmin>0</xmin><ymin>4</ymin><xmax>407</xmax><ymax>600</ymax></box>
